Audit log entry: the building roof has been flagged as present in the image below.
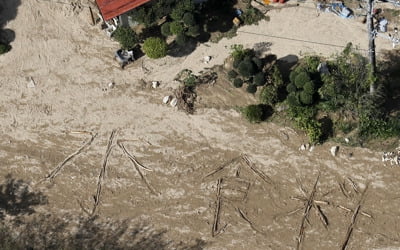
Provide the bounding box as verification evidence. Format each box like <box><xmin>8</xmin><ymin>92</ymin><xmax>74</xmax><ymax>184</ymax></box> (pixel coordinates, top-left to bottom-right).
<box><xmin>96</xmin><ymin>0</ymin><xmax>152</xmax><ymax>21</ymax></box>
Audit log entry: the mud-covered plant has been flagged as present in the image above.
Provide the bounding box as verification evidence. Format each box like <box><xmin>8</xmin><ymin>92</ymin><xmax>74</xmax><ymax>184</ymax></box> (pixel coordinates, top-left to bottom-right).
<box><xmin>242</xmin><ymin>104</ymin><xmax>264</xmax><ymax>123</ymax></box>
<box><xmin>233</xmin><ymin>78</ymin><xmax>243</xmax><ymax>88</ymax></box>
<box><xmin>143</xmin><ymin>37</ymin><xmax>168</xmax><ymax>59</ymax></box>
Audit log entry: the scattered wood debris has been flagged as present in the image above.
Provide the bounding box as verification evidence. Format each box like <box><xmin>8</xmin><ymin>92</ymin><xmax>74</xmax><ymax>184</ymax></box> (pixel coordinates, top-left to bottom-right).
<box><xmin>42</xmin><ymin>132</ymin><xmax>97</xmax><ymax>183</ymax></box>
<box><xmin>117</xmin><ymin>141</ymin><xmax>159</xmax><ymax>195</ymax></box>
<box><xmin>212</xmin><ymin>178</ymin><xmax>224</xmax><ymax>237</ymax></box>
<box><xmin>91</xmin><ymin>130</ymin><xmax>117</xmax><ymax>216</ymax></box>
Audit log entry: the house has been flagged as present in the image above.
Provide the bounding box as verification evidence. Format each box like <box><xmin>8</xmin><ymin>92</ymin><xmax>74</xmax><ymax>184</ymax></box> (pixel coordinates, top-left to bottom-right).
<box><xmin>95</xmin><ymin>0</ymin><xmax>152</xmax><ymax>21</ymax></box>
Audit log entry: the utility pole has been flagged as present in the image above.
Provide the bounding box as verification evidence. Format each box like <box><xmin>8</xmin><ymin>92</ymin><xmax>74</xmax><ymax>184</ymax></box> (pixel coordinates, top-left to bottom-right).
<box><xmin>367</xmin><ymin>0</ymin><xmax>376</xmax><ymax>94</ymax></box>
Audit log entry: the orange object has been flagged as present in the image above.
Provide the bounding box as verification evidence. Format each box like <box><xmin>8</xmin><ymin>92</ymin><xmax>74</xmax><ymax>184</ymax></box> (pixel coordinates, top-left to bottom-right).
<box><xmin>263</xmin><ymin>0</ymin><xmax>271</xmax><ymax>4</ymax></box>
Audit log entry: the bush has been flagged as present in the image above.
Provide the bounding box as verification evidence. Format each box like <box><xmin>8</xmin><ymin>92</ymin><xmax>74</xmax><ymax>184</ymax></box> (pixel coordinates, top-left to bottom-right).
<box><xmin>175</xmin><ymin>33</ymin><xmax>187</xmax><ymax>46</ymax></box>
<box><xmin>287</xmin><ymin>92</ymin><xmax>300</xmax><ymax>107</ymax></box>
<box><xmin>294</xmin><ymin>71</ymin><xmax>310</xmax><ymax>89</ymax></box>
<box><xmin>286</xmin><ymin>83</ymin><xmax>297</xmax><ymax>93</ymax></box>
<box><xmin>238</xmin><ymin>59</ymin><xmax>257</xmax><ymax>78</ymax></box>
<box><xmin>0</xmin><ymin>43</ymin><xmax>10</xmax><ymax>54</ymax></box>
<box><xmin>260</xmin><ymin>85</ymin><xmax>278</xmax><ymax>105</ymax></box>
<box><xmin>253</xmin><ymin>72</ymin><xmax>265</xmax><ymax>86</ymax></box>
<box><xmin>240</xmin><ymin>7</ymin><xmax>264</xmax><ymax>25</ymax></box>
<box><xmin>170</xmin><ymin>0</ymin><xmax>195</xmax><ymax>20</ymax></box>
<box><xmin>170</xmin><ymin>21</ymin><xmax>184</xmax><ymax>35</ymax></box>
<box><xmin>233</xmin><ymin>78</ymin><xmax>243</xmax><ymax>88</ymax></box>
<box><xmin>112</xmin><ymin>27</ymin><xmax>138</xmax><ymax>50</ymax></box>
<box><xmin>243</xmin><ymin>104</ymin><xmax>264</xmax><ymax>123</ymax></box>
<box><xmin>161</xmin><ymin>22</ymin><xmax>172</xmax><ymax>37</ymax></box>
<box><xmin>182</xmin><ymin>12</ymin><xmax>195</xmax><ymax>26</ymax></box>
<box><xmin>186</xmin><ymin>25</ymin><xmax>200</xmax><ymax>37</ymax></box>
<box><xmin>142</xmin><ymin>37</ymin><xmax>168</xmax><ymax>59</ymax></box>
<box><xmin>227</xmin><ymin>70</ymin><xmax>238</xmax><ymax>79</ymax></box>
<box><xmin>271</xmin><ymin>65</ymin><xmax>284</xmax><ymax>87</ymax></box>
<box><xmin>299</xmin><ymin>91</ymin><xmax>313</xmax><ymax>105</ymax></box>
<box><xmin>303</xmin><ymin>81</ymin><xmax>315</xmax><ymax>94</ymax></box>
<box><xmin>246</xmin><ymin>84</ymin><xmax>257</xmax><ymax>94</ymax></box>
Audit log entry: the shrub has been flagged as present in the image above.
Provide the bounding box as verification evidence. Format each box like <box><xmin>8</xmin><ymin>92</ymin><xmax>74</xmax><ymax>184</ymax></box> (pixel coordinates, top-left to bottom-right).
<box><xmin>161</xmin><ymin>22</ymin><xmax>172</xmax><ymax>37</ymax></box>
<box><xmin>240</xmin><ymin>7</ymin><xmax>264</xmax><ymax>25</ymax></box>
<box><xmin>243</xmin><ymin>104</ymin><xmax>264</xmax><ymax>123</ymax></box>
<box><xmin>294</xmin><ymin>71</ymin><xmax>310</xmax><ymax>89</ymax></box>
<box><xmin>303</xmin><ymin>81</ymin><xmax>315</xmax><ymax>94</ymax></box>
<box><xmin>184</xmin><ymin>75</ymin><xmax>197</xmax><ymax>87</ymax></box>
<box><xmin>186</xmin><ymin>25</ymin><xmax>200</xmax><ymax>37</ymax></box>
<box><xmin>238</xmin><ymin>59</ymin><xmax>257</xmax><ymax>78</ymax></box>
<box><xmin>227</xmin><ymin>70</ymin><xmax>238</xmax><ymax>79</ymax></box>
<box><xmin>171</xmin><ymin>0</ymin><xmax>195</xmax><ymax>20</ymax></box>
<box><xmin>112</xmin><ymin>27</ymin><xmax>138</xmax><ymax>50</ymax></box>
<box><xmin>253</xmin><ymin>72</ymin><xmax>265</xmax><ymax>86</ymax></box>
<box><xmin>175</xmin><ymin>33</ymin><xmax>187</xmax><ymax>46</ymax></box>
<box><xmin>142</xmin><ymin>37</ymin><xmax>168</xmax><ymax>59</ymax></box>
<box><xmin>286</xmin><ymin>83</ymin><xmax>297</xmax><ymax>93</ymax></box>
<box><xmin>233</xmin><ymin>78</ymin><xmax>243</xmax><ymax>88</ymax></box>
<box><xmin>170</xmin><ymin>21</ymin><xmax>184</xmax><ymax>35</ymax></box>
<box><xmin>0</xmin><ymin>43</ymin><xmax>10</xmax><ymax>54</ymax></box>
<box><xmin>287</xmin><ymin>92</ymin><xmax>300</xmax><ymax>107</ymax></box>
<box><xmin>299</xmin><ymin>91</ymin><xmax>313</xmax><ymax>105</ymax></box>
<box><xmin>246</xmin><ymin>84</ymin><xmax>257</xmax><ymax>94</ymax></box>
<box><xmin>271</xmin><ymin>65</ymin><xmax>284</xmax><ymax>87</ymax></box>
<box><xmin>260</xmin><ymin>85</ymin><xmax>278</xmax><ymax>105</ymax></box>
<box><xmin>182</xmin><ymin>12</ymin><xmax>196</xmax><ymax>26</ymax></box>
<box><xmin>230</xmin><ymin>44</ymin><xmax>245</xmax><ymax>61</ymax></box>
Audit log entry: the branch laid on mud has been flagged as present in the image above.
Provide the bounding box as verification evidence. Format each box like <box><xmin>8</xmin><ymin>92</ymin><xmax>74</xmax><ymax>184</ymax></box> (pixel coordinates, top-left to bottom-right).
<box><xmin>241</xmin><ymin>154</ymin><xmax>272</xmax><ymax>184</ymax></box>
<box><xmin>43</xmin><ymin>132</ymin><xmax>97</xmax><ymax>182</ymax></box>
<box><xmin>314</xmin><ymin>204</ymin><xmax>328</xmax><ymax>228</ymax></box>
<box><xmin>212</xmin><ymin>178</ymin><xmax>223</xmax><ymax>237</ymax></box>
<box><xmin>340</xmin><ymin>184</ymin><xmax>369</xmax><ymax>250</ymax></box>
<box><xmin>117</xmin><ymin>141</ymin><xmax>159</xmax><ymax>195</ymax></box>
<box><xmin>203</xmin><ymin>156</ymin><xmax>242</xmax><ymax>179</ymax></box>
<box><xmin>296</xmin><ymin>173</ymin><xmax>320</xmax><ymax>250</ymax></box>
<box><xmin>237</xmin><ymin>207</ymin><xmax>266</xmax><ymax>235</ymax></box>
<box><xmin>117</xmin><ymin>141</ymin><xmax>153</xmax><ymax>171</ymax></box>
<box><xmin>91</xmin><ymin>130</ymin><xmax>117</xmax><ymax>216</ymax></box>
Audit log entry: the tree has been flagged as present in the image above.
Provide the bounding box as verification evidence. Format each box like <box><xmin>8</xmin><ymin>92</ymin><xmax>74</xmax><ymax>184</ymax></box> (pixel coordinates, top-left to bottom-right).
<box><xmin>246</xmin><ymin>84</ymin><xmax>257</xmax><ymax>94</ymax></box>
<box><xmin>161</xmin><ymin>22</ymin><xmax>172</xmax><ymax>37</ymax></box>
<box><xmin>253</xmin><ymin>72</ymin><xmax>265</xmax><ymax>86</ymax></box>
<box><xmin>112</xmin><ymin>27</ymin><xmax>138</xmax><ymax>50</ymax></box>
<box><xmin>170</xmin><ymin>21</ymin><xmax>184</xmax><ymax>35</ymax></box>
<box><xmin>233</xmin><ymin>78</ymin><xmax>243</xmax><ymax>88</ymax></box>
<box><xmin>143</xmin><ymin>37</ymin><xmax>168</xmax><ymax>59</ymax></box>
<box><xmin>238</xmin><ymin>59</ymin><xmax>257</xmax><ymax>78</ymax></box>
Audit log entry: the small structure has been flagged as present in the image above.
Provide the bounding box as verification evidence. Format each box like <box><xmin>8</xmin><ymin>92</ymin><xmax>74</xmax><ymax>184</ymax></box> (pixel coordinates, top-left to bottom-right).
<box><xmin>95</xmin><ymin>0</ymin><xmax>152</xmax><ymax>21</ymax></box>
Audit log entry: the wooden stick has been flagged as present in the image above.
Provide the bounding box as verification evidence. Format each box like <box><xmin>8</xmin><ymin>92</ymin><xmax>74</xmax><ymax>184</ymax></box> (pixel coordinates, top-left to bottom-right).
<box><xmin>287</xmin><ymin>207</ymin><xmax>304</xmax><ymax>216</ymax></box>
<box><xmin>242</xmin><ymin>154</ymin><xmax>272</xmax><ymax>184</ymax></box>
<box><xmin>117</xmin><ymin>141</ymin><xmax>159</xmax><ymax>195</ymax></box>
<box><xmin>212</xmin><ymin>178</ymin><xmax>223</xmax><ymax>237</ymax></box>
<box><xmin>347</xmin><ymin>177</ymin><xmax>359</xmax><ymax>193</ymax></box>
<box><xmin>203</xmin><ymin>156</ymin><xmax>242</xmax><ymax>179</ymax></box>
<box><xmin>339</xmin><ymin>181</ymin><xmax>350</xmax><ymax>198</ymax></box>
<box><xmin>296</xmin><ymin>174</ymin><xmax>320</xmax><ymax>250</ymax></box>
<box><xmin>91</xmin><ymin>130</ymin><xmax>117</xmax><ymax>216</ymax></box>
<box><xmin>340</xmin><ymin>184</ymin><xmax>369</xmax><ymax>250</ymax></box>
<box><xmin>314</xmin><ymin>204</ymin><xmax>328</xmax><ymax>228</ymax></box>
<box><xmin>44</xmin><ymin>133</ymin><xmax>97</xmax><ymax>181</ymax></box>
<box><xmin>237</xmin><ymin>207</ymin><xmax>265</xmax><ymax>235</ymax></box>
<box><xmin>336</xmin><ymin>205</ymin><xmax>372</xmax><ymax>218</ymax></box>
<box><xmin>117</xmin><ymin>141</ymin><xmax>153</xmax><ymax>171</ymax></box>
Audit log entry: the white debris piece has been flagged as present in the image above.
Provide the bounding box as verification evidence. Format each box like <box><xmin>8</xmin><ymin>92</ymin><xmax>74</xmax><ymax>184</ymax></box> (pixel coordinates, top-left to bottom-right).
<box><xmin>344</xmin><ymin>138</ymin><xmax>350</xmax><ymax>143</ymax></box>
<box><xmin>309</xmin><ymin>145</ymin><xmax>315</xmax><ymax>152</ymax></box>
<box><xmin>204</xmin><ymin>56</ymin><xmax>211</xmax><ymax>64</ymax></box>
<box><xmin>108</xmin><ymin>82</ymin><xmax>115</xmax><ymax>88</ymax></box>
<box><xmin>170</xmin><ymin>98</ymin><xmax>178</xmax><ymax>107</ymax></box>
<box><xmin>330</xmin><ymin>146</ymin><xmax>339</xmax><ymax>156</ymax></box>
<box><xmin>27</xmin><ymin>77</ymin><xmax>36</xmax><ymax>88</ymax></box>
<box><xmin>152</xmin><ymin>81</ymin><xmax>159</xmax><ymax>88</ymax></box>
<box><xmin>163</xmin><ymin>95</ymin><xmax>171</xmax><ymax>104</ymax></box>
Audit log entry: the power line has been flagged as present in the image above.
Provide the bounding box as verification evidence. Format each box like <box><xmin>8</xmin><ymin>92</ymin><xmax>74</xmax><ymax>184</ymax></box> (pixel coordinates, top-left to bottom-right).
<box><xmin>237</xmin><ymin>30</ymin><xmax>372</xmax><ymax>52</ymax></box>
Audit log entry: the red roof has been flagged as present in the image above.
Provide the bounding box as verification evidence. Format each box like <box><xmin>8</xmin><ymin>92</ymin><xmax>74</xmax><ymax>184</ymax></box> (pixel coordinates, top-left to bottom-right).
<box><xmin>96</xmin><ymin>0</ymin><xmax>152</xmax><ymax>21</ymax></box>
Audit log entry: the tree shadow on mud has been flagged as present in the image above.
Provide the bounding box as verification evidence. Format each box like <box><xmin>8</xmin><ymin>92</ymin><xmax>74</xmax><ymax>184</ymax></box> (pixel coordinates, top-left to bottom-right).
<box><xmin>0</xmin><ymin>174</ymin><xmax>47</xmax><ymax>219</ymax></box>
<box><xmin>1</xmin><ymin>213</ymin><xmax>207</xmax><ymax>250</ymax></box>
<box><xmin>0</xmin><ymin>0</ymin><xmax>21</xmax><ymax>45</ymax></box>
